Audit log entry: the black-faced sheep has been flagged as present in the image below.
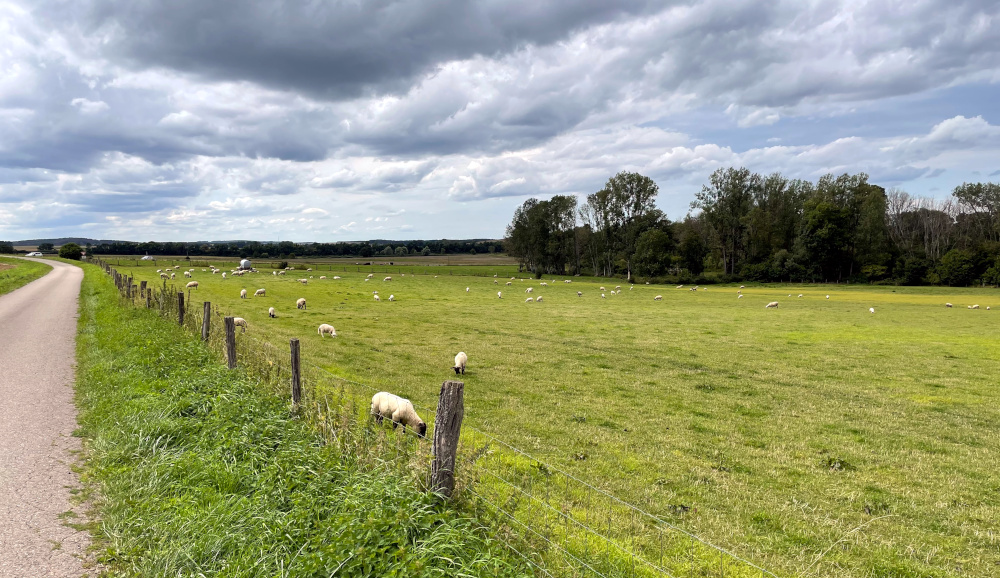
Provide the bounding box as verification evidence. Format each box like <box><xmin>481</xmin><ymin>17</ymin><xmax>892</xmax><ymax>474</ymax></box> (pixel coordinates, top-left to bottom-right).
<box><xmin>268</xmin><ymin>307</ymin><xmax>276</xmax><ymax>318</ymax></box>
<box><xmin>453</xmin><ymin>352</ymin><xmax>467</xmax><ymax>375</ymax></box>
<box><xmin>296</xmin><ymin>298</ymin><xmax>307</xmax><ymax>310</ymax></box>
<box><xmin>240</xmin><ymin>289</ymin><xmax>247</xmax><ymax>299</ymax></box>
<box><xmin>370</xmin><ymin>392</ymin><xmax>427</xmax><ymax>437</ymax></box>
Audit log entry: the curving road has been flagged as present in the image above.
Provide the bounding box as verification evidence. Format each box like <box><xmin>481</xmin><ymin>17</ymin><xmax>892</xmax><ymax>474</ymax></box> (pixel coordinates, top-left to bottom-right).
<box><xmin>0</xmin><ymin>258</ymin><xmax>89</xmax><ymax>577</ymax></box>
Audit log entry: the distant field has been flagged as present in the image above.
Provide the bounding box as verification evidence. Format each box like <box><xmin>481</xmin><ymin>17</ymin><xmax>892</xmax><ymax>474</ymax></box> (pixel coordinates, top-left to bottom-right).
<box><xmin>97</xmin><ymin>252</ymin><xmax>519</xmax><ymax>269</ymax></box>
<box><xmin>0</xmin><ymin>257</ymin><xmax>51</xmax><ymax>296</ymax></box>
<box><xmin>119</xmin><ymin>259</ymin><xmax>1000</xmax><ymax>577</ymax></box>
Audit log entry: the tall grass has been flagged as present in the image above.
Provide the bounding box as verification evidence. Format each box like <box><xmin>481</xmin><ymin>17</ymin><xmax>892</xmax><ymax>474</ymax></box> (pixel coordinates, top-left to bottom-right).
<box><xmin>75</xmin><ymin>264</ymin><xmax>532</xmax><ymax>577</ymax></box>
<box><xmin>0</xmin><ymin>256</ymin><xmax>51</xmax><ymax>295</ymax></box>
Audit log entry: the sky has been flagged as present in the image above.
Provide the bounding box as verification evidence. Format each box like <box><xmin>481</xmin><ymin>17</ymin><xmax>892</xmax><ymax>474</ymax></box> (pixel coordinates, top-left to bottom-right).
<box><xmin>1</xmin><ymin>0</ymin><xmax>998</xmax><ymax>242</ymax></box>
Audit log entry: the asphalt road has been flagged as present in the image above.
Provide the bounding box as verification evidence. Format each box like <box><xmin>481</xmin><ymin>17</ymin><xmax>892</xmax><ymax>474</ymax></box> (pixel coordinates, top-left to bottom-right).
<box><xmin>0</xmin><ymin>258</ymin><xmax>89</xmax><ymax>577</ymax></box>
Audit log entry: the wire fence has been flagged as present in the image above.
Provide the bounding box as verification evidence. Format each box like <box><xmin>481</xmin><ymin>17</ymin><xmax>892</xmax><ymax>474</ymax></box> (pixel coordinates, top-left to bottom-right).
<box><xmin>98</xmin><ymin>260</ymin><xmax>778</xmax><ymax>578</ymax></box>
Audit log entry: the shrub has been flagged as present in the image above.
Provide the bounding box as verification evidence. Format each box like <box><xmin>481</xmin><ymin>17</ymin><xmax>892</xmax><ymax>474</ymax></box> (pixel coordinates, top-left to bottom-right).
<box><xmin>59</xmin><ymin>242</ymin><xmax>83</xmax><ymax>260</ymax></box>
<box><xmin>277</xmin><ymin>261</ymin><xmax>288</xmax><ymax>270</ymax></box>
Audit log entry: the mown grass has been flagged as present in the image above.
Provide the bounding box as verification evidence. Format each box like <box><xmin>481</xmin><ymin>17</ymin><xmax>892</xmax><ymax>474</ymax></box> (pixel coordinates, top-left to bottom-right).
<box><xmin>0</xmin><ymin>256</ymin><xmax>51</xmax><ymax>295</ymax></box>
<box><xmin>74</xmin><ymin>264</ymin><xmax>532</xmax><ymax>577</ymax></box>
<box><xmin>118</xmin><ymin>259</ymin><xmax>1000</xmax><ymax>578</ymax></box>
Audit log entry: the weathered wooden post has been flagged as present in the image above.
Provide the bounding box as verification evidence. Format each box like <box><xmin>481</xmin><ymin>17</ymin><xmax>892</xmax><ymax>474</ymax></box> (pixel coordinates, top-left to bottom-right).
<box><xmin>201</xmin><ymin>302</ymin><xmax>211</xmax><ymax>341</ymax></box>
<box><xmin>290</xmin><ymin>339</ymin><xmax>301</xmax><ymax>407</ymax></box>
<box><xmin>146</xmin><ymin>292</ymin><xmax>151</xmax><ymax>309</ymax></box>
<box><xmin>224</xmin><ymin>317</ymin><xmax>237</xmax><ymax>369</ymax></box>
<box><xmin>431</xmin><ymin>380</ymin><xmax>465</xmax><ymax>498</ymax></box>
<box><xmin>140</xmin><ymin>280</ymin><xmax>147</xmax><ymax>298</ymax></box>
<box><xmin>177</xmin><ymin>292</ymin><xmax>185</xmax><ymax>326</ymax></box>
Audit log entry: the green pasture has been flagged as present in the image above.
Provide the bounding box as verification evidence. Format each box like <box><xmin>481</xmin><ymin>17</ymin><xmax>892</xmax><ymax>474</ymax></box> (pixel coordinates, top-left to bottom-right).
<box><xmin>119</xmin><ymin>259</ymin><xmax>1000</xmax><ymax>577</ymax></box>
<box><xmin>0</xmin><ymin>256</ymin><xmax>51</xmax><ymax>296</ymax></box>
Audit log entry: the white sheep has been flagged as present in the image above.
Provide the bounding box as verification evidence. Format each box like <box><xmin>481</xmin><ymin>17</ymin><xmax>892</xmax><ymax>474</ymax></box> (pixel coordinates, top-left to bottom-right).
<box><xmin>298</xmin><ymin>279</ymin><xmax>308</xmax><ymax>284</ymax></box>
<box><xmin>740</xmin><ymin>285</ymin><xmax>745</xmax><ymax>289</ymax></box>
<box><xmin>186</xmin><ymin>281</ymin><xmax>199</xmax><ymax>289</ymax></box>
<box><xmin>318</xmin><ymin>323</ymin><xmax>336</xmax><ymax>338</ymax></box>
<box><xmin>677</xmin><ymin>285</ymin><xmax>683</xmax><ymax>289</ymax></box>
<box><xmin>453</xmin><ymin>352</ymin><xmax>468</xmax><ymax>375</ymax></box>
<box><xmin>254</xmin><ymin>288</ymin><xmax>266</xmax><ymax>297</ymax></box>
<box><xmin>296</xmin><ymin>298</ymin><xmax>307</xmax><ymax>310</ymax></box>
<box><xmin>738</xmin><ymin>294</ymin><xmax>743</xmax><ymax>299</ymax></box>
<box><xmin>601</xmin><ymin>293</ymin><xmax>605</xmax><ymax>299</ymax></box>
<box><xmin>333</xmin><ymin>276</ymin><xmax>341</xmax><ymax>279</ymax></box>
<box><xmin>526</xmin><ymin>287</ymin><xmax>533</xmax><ymax>293</ymax></box>
<box><xmin>268</xmin><ymin>307</ymin><xmax>276</xmax><ymax>318</ymax></box>
<box><xmin>654</xmin><ymin>295</ymin><xmax>662</xmax><ymax>301</ymax></box>
<box><xmin>525</xmin><ymin>297</ymin><xmax>534</xmax><ymax>302</ymax></box>
<box><xmin>240</xmin><ymin>289</ymin><xmax>247</xmax><ymax>299</ymax></box>
<box><xmin>870</xmin><ymin>307</ymin><xmax>875</xmax><ymax>314</ymax></box>
<box><xmin>272</xmin><ymin>271</ymin><xmax>277</xmax><ymax>276</ymax></box>
<box><xmin>222</xmin><ymin>272</ymin><xmax>227</xmax><ymax>279</ymax></box>
<box><xmin>233</xmin><ymin>317</ymin><xmax>248</xmax><ymax>333</ymax></box>
<box><xmin>497</xmin><ymin>291</ymin><xmax>503</xmax><ymax>299</ymax></box>
<box><xmin>972</xmin><ymin>304</ymin><xmax>980</xmax><ymax>309</ymax></box>
<box><xmin>615</xmin><ymin>286</ymin><xmax>621</xmax><ymax>290</ymax></box>
<box><xmin>466</xmin><ymin>287</ymin><xmax>470</xmax><ymax>292</ymax></box>
<box><xmin>367</xmin><ymin>273</ymin><xmax>374</xmax><ymax>278</ymax></box>
<box><xmin>156</xmin><ymin>269</ymin><xmax>162</xmax><ymax>273</ymax></box>
<box><xmin>600</xmin><ymin>286</ymin><xmax>606</xmax><ymax>291</ymax></box>
<box><xmin>160</xmin><ymin>273</ymin><xmax>168</xmax><ymax>280</ymax></box>
<box><xmin>765</xmin><ymin>301</ymin><xmax>779</xmax><ymax>308</ymax></box>
<box><xmin>370</xmin><ymin>392</ymin><xmax>426</xmax><ymax>437</ymax></box>
<box><xmin>536</xmin><ymin>296</ymin><xmax>543</xmax><ymax>302</ymax></box>
<box><xmin>798</xmin><ymin>294</ymin><xmax>803</xmax><ymax>298</ymax></box>
<box><xmin>277</xmin><ymin>271</ymin><xmax>285</xmax><ymax>275</ymax></box>
<box><xmin>184</xmin><ymin>271</ymin><xmax>192</xmax><ymax>278</ymax></box>
<box><xmin>170</xmin><ymin>273</ymin><xmax>176</xmax><ymax>279</ymax></box>
<box><xmin>577</xmin><ymin>291</ymin><xmax>582</xmax><ymax>297</ymax></box>
<box><xmin>388</xmin><ymin>295</ymin><xmax>395</xmax><ymax>301</ymax></box>
<box><xmin>383</xmin><ymin>276</ymin><xmax>392</xmax><ymax>282</ymax></box>
<box><xmin>506</xmin><ymin>281</ymin><xmax>512</xmax><ymax>286</ymax></box>
<box><xmin>540</xmin><ymin>282</ymin><xmax>548</xmax><ymax>286</ymax></box>
<box><xmin>945</xmin><ymin>303</ymin><xmax>953</xmax><ymax>308</ymax></box>
<box><xmin>307</xmin><ymin>268</ymin><xmax>313</xmax><ymax>272</ymax></box>
<box><xmin>320</xmin><ymin>276</ymin><xmax>327</xmax><ymax>279</ymax></box>
<box><xmin>374</xmin><ymin>295</ymin><xmax>381</xmax><ymax>301</ymax></box>
<box><xmin>826</xmin><ymin>295</ymin><xmax>829</xmax><ymax>299</ymax></box>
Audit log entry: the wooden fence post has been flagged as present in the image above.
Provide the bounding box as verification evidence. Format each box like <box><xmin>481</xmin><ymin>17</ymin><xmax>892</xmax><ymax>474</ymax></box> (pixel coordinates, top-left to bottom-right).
<box><xmin>140</xmin><ymin>280</ymin><xmax>147</xmax><ymax>298</ymax></box>
<box><xmin>177</xmin><ymin>292</ymin><xmax>185</xmax><ymax>325</ymax></box>
<box><xmin>224</xmin><ymin>317</ymin><xmax>237</xmax><ymax>369</ymax></box>
<box><xmin>202</xmin><ymin>302</ymin><xmax>211</xmax><ymax>341</ymax></box>
<box><xmin>290</xmin><ymin>339</ymin><xmax>301</xmax><ymax>407</ymax></box>
<box><xmin>146</xmin><ymin>292</ymin><xmax>151</xmax><ymax>309</ymax></box>
<box><xmin>431</xmin><ymin>380</ymin><xmax>465</xmax><ymax>498</ymax></box>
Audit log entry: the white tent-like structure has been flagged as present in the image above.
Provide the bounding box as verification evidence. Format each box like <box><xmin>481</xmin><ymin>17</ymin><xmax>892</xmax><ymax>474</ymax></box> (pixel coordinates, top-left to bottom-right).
<box><xmin>239</xmin><ymin>259</ymin><xmax>252</xmax><ymax>270</ymax></box>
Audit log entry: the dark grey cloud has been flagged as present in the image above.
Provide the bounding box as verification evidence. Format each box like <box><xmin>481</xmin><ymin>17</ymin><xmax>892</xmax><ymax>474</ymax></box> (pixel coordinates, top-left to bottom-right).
<box><xmin>41</xmin><ymin>0</ymin><xmax>658</xmax><ymax>99</ymax></box>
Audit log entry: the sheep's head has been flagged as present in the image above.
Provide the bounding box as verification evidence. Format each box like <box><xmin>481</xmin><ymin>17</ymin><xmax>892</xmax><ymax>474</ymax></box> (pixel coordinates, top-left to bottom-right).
<box><xmin>417</xmin><ymin>422</ymin><xmax>427</xmax><ymax>437</ymax></box>
<box><xmin>453</xmin><ymin>366</ymin><xmax>461</xmax><ymax>375</ymax></box>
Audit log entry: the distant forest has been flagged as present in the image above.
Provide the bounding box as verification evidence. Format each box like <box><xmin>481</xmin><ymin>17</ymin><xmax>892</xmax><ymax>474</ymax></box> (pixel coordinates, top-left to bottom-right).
<box><xmin>0</xmin><ymin>239</ymin><xmax>505</xmax><ymax>259</ymax></box>
<box><xmin>504</xmin><ymin>169</ymin><xmax>1000</xmax><ymax>286</ymax></box>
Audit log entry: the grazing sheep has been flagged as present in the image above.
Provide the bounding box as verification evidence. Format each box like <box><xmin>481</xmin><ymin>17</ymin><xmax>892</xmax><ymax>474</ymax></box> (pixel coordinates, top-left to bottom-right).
<box><xmin>298</xmin><ymin>279</ymin><xmax>308</xmax><ymax>284</ymax></box>
<box><xmin>184</xmin><ymin>271</ymin><xmax>192</xmax><ymax>278</ymax></box>
<box><xmin>320</xmin><ymin>276</ymin><xmax>326</xmax><ymax>279</ymax></box>
<box><xmin>654</xmin><ymin>295</ymin><xmax>662</xmax><ymax>301</ymax></box>
<box><xmin>972</xmin><ymin>304</ymin><xmax>980</xmax><ymax>309</ymax></box>
<box><xmin>240</xmin><ymin>289</ymin><xmax>247</xmax><ymax>299</ymax></box>
<box><xmin>677</xmin><ymin>285</ymin><xmax>683</xmax><ymax>289</ymax></box>
<box><xmin>383</xmin><ymin>276</ymin><xmax>392</xmax><ymax>281</ymax></box>
<box><xmin>526</xmin><ymin>287</ymin><xmax>533</xmax><ymax>293</ymax></box>
<box><xmin>600</xmin><ymin>286</ymin><xmax>606</xmax><ymax>291</ymax></box>
<box><xmin>740</xmin><ymin>285</ymin><xmax>745</xmax><ymax>289</ymax></box>
<box><xmin>254</xmin><ymin>288</ymin><xmax>266</xmax><ymax>297</ymax></box>
<box><xmin>466</xmin><ymin>287</ymin><xmax>470</xmax><ymax>292</ymax></box>
<box><xmin>525</xmin><ymin>297</ymin><xmax>534</xmax><ymax>302</ymax></box>
<box><xmin>296</xmin><ymin>298</ymin><xmax>307</xmax><ymax>310</ymax></box>
<box><xmin>577</xmin><ymin>291</ymin><xmax>582</xmax><ymax>297</ymax></box>
<box><xmin>506</xmin><ymin>281</ymin><xmax>512</xmax><ymax>286</ymax></box>
<box><xmin>170</xmin><ymin>273</ymin><xmax>176</xmax><ymax>279</ymax></box>
<box><xmin>370</xmin><ymin>392</ymin><xmax>426</xmax><ymax>437</ymax></box>
<box><xmin>497</xmin><ymin>291</ymin><xmax>503</xmax><ymax>299</ymax></box>
<box><xmin>318</xmin><ymin>323</ymin><xmax>336</xmax><ymax>338</ymax></box>
<box><xmin>156</xmin><ymin>269</ymin><xmax>162</xmax><ymax>273</ymax></box>
<box><xmin>945</xmin><ymin>303</ymin><xmax>953</xmax><ymax>307</ymax></box>
<box><xmin>826</xmin><ymin>295</ymin><xmax>830</xmax><ymax>299</ymax></box>
<box><xmin>798</xmin><ymin>294</ymin><xmax>803</xmax><ymax>298</ymax></box>
<box><xmin>222</xmin><ymin>272</ymin><xmax>227</xmax><ymax>279</ymax></box>
<box><xmin>333</xmin><ymin>276</ymin><xmax>341</xmax><ymax>279</ymax></box>
<box><xmin>160</xmin><ymin>273</ymin><xmax>168</xmax><ymax>280</ymax></box>
<box><xmin>453</xmin><ymin>352</ymin><xmax>468</xmax><ymax>375</ymax></box>
<box><xmin>494</xmin><ymin>280</ymin><xmax>498</xmax><ymax>284</ymax></box>
<box><xmin>738</xmin><ymin>294</ymin><xmax>744</xmax><ymax>299</ymax></box>
<box><xmin>765</xmin><ymin>301</ymin><xmax>779</xmax><ymax>308</ymax></box>
<box><xmin>367</xmin><ymin>273</ymin><xmax>374</xmax><ymax>278</ymax></box>
<box><xmin>233</xmin><ymin>317</ymin><xmax>248</xmax><ymax>333</ymax></box>
<box><xmin>186</xmin><ymin>281</ymin><xmax>199</xmax><ymax>289</ymax></box>
<box><xmin>536</xmin><ymin>296</ymin><xmax>543</xmax><ymax>302</ymax></box>
<box><xmin>388</xmin><ymin>295</ymin><xmax>395</xmax><ymax>301</ymax></box>
<box><xmin>272</xmin><ymin>271</ymin><xmax>277</xmax><ymax>276</ymax></box>
<box><xmin>601</xmin><ymin>293</ymin><xmax>606</xmax><ymax>299</ymax></box>
<box><xmin>307</xmin><ymin>268</ymin><xmax>313</xmax><ymax>272</ymax></box>
<box><xmin>268</xmin><ymin>307</ymin><xmax>276</xmax><ymax>318</ymax></box>
<box><xmin>540</xmin><ymin>282</ymin><xmax>548</xmax><ymax>286</ymax></box>
<box><xmin>277</xmin><ymin>271</ymin><xmax>286</xmax><ymax>275</ymax></box>
<box><xmin>870</xmin><ymin>308</ymin><xmax>875</xmax><ymax>314</ymax></box>
<box><xmin>374</xmin><ymin>295</ymin><xmax>381</xmax><ymax>301</ymax></box>
<box><xmin>615</xmin><ymin>286</ymin><xmax>621</xmax><ymax>290</ymax></box>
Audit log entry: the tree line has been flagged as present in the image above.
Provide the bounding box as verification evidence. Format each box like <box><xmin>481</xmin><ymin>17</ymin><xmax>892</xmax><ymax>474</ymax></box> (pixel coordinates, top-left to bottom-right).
<box><xmin>505</xmin><ymin>169</ymin><xmax>1000</xmax><ymax>286</ymax></box>
<box><xmin>0</xmin><ymin>239</ymin><xmax>504</xmax><ymax>259</ymax></box>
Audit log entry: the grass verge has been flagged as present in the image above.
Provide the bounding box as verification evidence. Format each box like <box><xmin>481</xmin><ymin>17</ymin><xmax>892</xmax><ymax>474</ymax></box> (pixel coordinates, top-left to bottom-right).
<box><xmin>0</xmin><ymin>256</ymin><xmax>51</xmax><ymax>295</ymax></box>
<box><xmin>74</xmin><ymin>263</ymin><xmax>530</xmax><ymax>577</ymax></box>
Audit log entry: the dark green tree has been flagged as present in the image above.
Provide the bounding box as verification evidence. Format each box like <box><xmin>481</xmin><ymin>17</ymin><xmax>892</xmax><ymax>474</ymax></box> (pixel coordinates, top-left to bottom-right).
<box><xmin>59</xmin><ymin>243</ymin><xmax>83</xmax><ymax>260</ymax></box>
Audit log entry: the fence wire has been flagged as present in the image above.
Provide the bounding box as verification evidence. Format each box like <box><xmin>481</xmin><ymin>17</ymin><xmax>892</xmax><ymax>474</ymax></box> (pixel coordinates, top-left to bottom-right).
<box><xmin>97</xmin><ymin>260</ymin><xmax>778</xmax><ymax>578</ymax></box>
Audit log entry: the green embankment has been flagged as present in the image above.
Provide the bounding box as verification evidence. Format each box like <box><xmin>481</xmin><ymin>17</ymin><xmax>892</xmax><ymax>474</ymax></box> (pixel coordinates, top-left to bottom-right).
<box><xmin>74</xmin><ymin>264</ymin><xmax>529</xmax><ymax>577</ymax></box>
<box><xmin>0</xmin><ymin>256</ymin><xmax>51</xmax><ymax>295</ymax></box>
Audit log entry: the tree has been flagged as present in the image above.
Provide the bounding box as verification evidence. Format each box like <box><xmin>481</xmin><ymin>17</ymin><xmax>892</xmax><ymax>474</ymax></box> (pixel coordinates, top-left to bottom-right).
<box><xmin>395</xmin><ymin>246</ymin><xmax>408</xmax><ymax>256</ymax></box>
<box><xmin>633</xmin><ymin>229</ymin><xmax>676</xmax><ymax>277</ymax></box>
<box><xmin>678</xmin><ymin>233</ymin><xmax>707</xmax><ymax>275</ymax></box>
<box><xmin>936</xmin><ymin>249</ymin><xmax>977</xmax><ymax>286</ymax></box>
<box><xmin>59</xmin><ymin>243</ymin><xmax>83</xmax><ymax>260</ymax></box>
<box><xmin>0</xmin><ymin>242</ymin><xmax>13</xmax><ymax>254</ymax></box>
<box><xmin>952</xmin><ymin>182</ymin><xmax>1000</xmax><ymax>243</ymax></box>
<box><xmin>421</xmin><ymin>246</ymin><xmax>431</xmax><ymax>256</ymax></box>
<box><xmin>580</xmin><ymin>171</ymin><xmax>660</xmax><ymax>278</ymax></box>
<box><xmin>37</xmin><ymin>243</ymin><xmax>54</xmax><ymax>252</ymax></box>
<box><xmin>692</xmin><ymin>167</ymin><xmax>759</xmax><ymax>275</ymax></box>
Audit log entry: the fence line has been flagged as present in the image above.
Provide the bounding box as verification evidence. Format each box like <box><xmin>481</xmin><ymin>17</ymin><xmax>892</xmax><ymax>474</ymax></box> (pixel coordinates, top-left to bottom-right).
<box><xmin>94</xmin><ymin>258</ymin><xmax>778</xmax><ymax>578</ymax></box>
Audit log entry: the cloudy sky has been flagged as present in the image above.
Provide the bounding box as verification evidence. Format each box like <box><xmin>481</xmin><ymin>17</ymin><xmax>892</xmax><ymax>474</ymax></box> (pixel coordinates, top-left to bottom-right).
<box><xmin>1</xmin><ymin>0</ymin><xmax>998</xmax><ymax>242</ymax></box>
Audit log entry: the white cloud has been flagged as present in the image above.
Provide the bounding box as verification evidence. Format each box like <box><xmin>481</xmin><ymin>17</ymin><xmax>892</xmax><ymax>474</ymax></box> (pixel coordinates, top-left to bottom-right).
<box><xmin>70</xmin><ymin>98</ymin><xmax>109</xmax><ymax>114</ymax></box>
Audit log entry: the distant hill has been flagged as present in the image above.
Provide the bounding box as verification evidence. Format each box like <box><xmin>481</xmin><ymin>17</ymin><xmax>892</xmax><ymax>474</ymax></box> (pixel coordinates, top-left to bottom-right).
<box><xmin>11</xmin><ymin>237</ymin><xmax>119</xmax><ymax>247</ymax></box>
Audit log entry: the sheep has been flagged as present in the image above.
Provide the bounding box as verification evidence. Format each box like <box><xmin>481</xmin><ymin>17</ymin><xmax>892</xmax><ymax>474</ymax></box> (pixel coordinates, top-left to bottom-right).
<box><xmin>738</xmin><ymin>294</ymin><xmax>744</xmax><ymax>299</ymax></box>
<box><xmin>222</xmin><ymin>272</ymin><xmax>227</xmax><ymax>279</ymax></box>
<box><xmin>320</xmin><ymin>276</ymin><xmax>327</xmax><ymax>280</ymax></box>
<box><xmin>564</xmin><ymin>280</ymin><xmax>571</xmax><ymax>283</ymax></box>
<box><xmin>254</xmin><ymin>288</ymin><xmax>266</xmax><ymax>297</ymax></box>
<box><xmin>615</xmin><ymin>286</ymin><xmax>621</xmax><ymax>290</ymax></box>
<box><xmin>453</xmin><ymin>352</ymin><xmax>468</xmax><ymax>375</ymax></box>
<box><xmin>466</xmin><ymin>287</ymin><xmax>470</xmax><ymax>292</ymax></box>
<box><xmin>272</xmin><ymin>271</ymin><xmax>277</xmax><ymax>276</ymax></box>
<box><xmin>945</xmin><ymin>303</ymin><xmax>953</xmax><ymax>308</ymax></box>
<box><xmin>494</xmin><ymin>280</ymin><xmax>498</xmax><ymax>284</ymax></box>
<box><xmin>367</xmin><ymin>273</ymin><xmax>374</xmax><ymax>278</ymax></box>
<box><xmin>601</xmin><ymin>293</ymin><xmax>606</xmax><ymax>299</ymax></box>
<box><xmin>370</xmin><ymin>392</ymin><xmax>426</xmax><ymax>437</ymax></box>
<box><xmin>268</xmin><ymin>307</ymin><xmax>276</xmax><ymax>318</ymax></box>
<box><xmin>972</xmin><ymin>304</ymin><xmax>980</xmax><ymax>309</ymax></box>
<box><xmin>540</xmin><ymin>282</ymin><xmax>548</xmax><ymax>286</ymax></box>
<box><xmin>240</xmin><ymin>289</ymin><xmax>248</xmax><ymax>299</ymax></box>
<box><xmin>233</xmin><ymin>317</ymin><xmax>248</xmax><ymax>333</ymax></box>
<box><xmin>186</xmin><ymin>281</ymin><xmax>199</xmax><ymax>289</ymax></box>
<box><xmin>170</xmin><ymin>273</ymin><xmax>176</xmax><ymax>279</ymax></box>
<box><xmin>277</xmin><ymin>271</ymin><xmax>286</xmax><ymax>275</ymax></box>
<box><xmin>388</xmin><ymin>295</ymin><xmax>395</xmax><ymax>302</ymax></box>
<box><xmin>826</xmin><ymin>295</ymin><xmax>830</xmax><ymax>299</ymax></box>
<box><xmin>364</xmin><ymin>278</ymin><xmax>370</xmax><ymax>282</ymax></box>
<box><xmin>870</xmin><ymin>307</ymin><xmax>875</xmax><ymax>314</ymax></box>
<box><xmin>160</xmin><ymin>273</ymin><xmax>168</xmax><ymax>280</ymax></box>
<box><xmin>654</xmin><ymin>295</ymin><xmax>662</xmax><ymax>301</ymax></box>
<box><xmin>740</xmin><ymin>285</ymin><xmax>745</xmax><ymax>289</ymax></box>
<box><xmin>600</xmin><ymin>286</ymin><xmax>606</xmax><ymax>291</ymax></box>
<box><xmin>298</xmin><ymin>279</ymin><xmax>308</xmax><ymax>284</ymax></box>
<box><xmin>765</xmin><ymin>301</ymin><xmax>779</xmax><ymax>308</ymax></box>
<box><xmin>525</xmin><ymin>297</ymin><xmax>534</xmax><ymax>302</ymax></box>
<box><xmin>184</xmin><ymin>271</ymin><xmax>192</xmax><ymax>278</ymax></box>
<box><xmin>383</xmin><ymin>276</ymin><xmax>392</xmax><ymax>282</ymax></box>
<box><xmin>374</xmin><ymin>295</ymin><xmax>381</xmax><ymax>301</ymax></box>
<box><xmin>306</xmin><ymin>268</ymin><xmax>313</xmax><ymax>272</ymax></box>
<box><xmin>333</xmin><ymin>276</ymin><xmax>341</xmax><ymax>279</ymax></box>
<box><xmin>156</xmin><ymin>269</ymin><xmax>162</xmax><ymax>273</ymax></box>
<box><xmin>798</xmin><ymin>294</ymin><xmax>803</xmax><ymax>298</ymax></box>
<box><xmin>526</xmin><ymin>287</ymin><xmax>533</xmax><ymax>293</ymax></box>
<box><xmin>318</xmin><ymin>323</ymin><xmax>336</xmax><ymax>338</ymax></box>
<box><xmin>373</xmin><ymin>291</ymin><xmax>378</xmax><ymax>295</ymax></box>
<box><xmin>296</xmin><ymin>298</ymin><xmax>307</xmax><ymax>310</ymax></box>
<box><xmin>577</xmin><ymin>291</ymin><xmax>582</xmax><ymax>297</ymax></box>
<box><xmin>536</xmin><ymin>296</ymin><xmax>543</xmax><ymax>302</ymax></box>
<box><xmin>497</xmin><ymin>291</ymin><xmax>503</xmax><ymax>299</ymax></box>
<box><xmin>677</xmin><ymin>285</ymin><xmax>683</xmax><ymax>289</ymax></box>
<box><xmin>506</xmin><ymin>281</ymin><xmax>512</xmax><ymax>286</ymax></box>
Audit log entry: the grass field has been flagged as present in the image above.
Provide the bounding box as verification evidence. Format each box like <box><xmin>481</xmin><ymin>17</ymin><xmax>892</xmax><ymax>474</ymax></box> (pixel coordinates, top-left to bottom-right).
<box><xmin>75</xmin><ymin>264</ymin><xmax>531</xmax><ymax>577</ymax></box>
<box><xmin>0</xmin><ymin>256</ymin><xmax>51</xmax><ymax>296</ymax></box>
<box><xmin>117</xmin><ymin>258</ymin><xmax>1000</xmax><ymax>577</ymax></box>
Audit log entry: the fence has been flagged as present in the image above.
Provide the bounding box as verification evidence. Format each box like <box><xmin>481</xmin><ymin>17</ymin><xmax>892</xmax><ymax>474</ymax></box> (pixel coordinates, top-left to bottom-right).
<box><xmin>96</xmin><ymin>259</ymin><xmax>778</xmax><ymax>578</ymax></box>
